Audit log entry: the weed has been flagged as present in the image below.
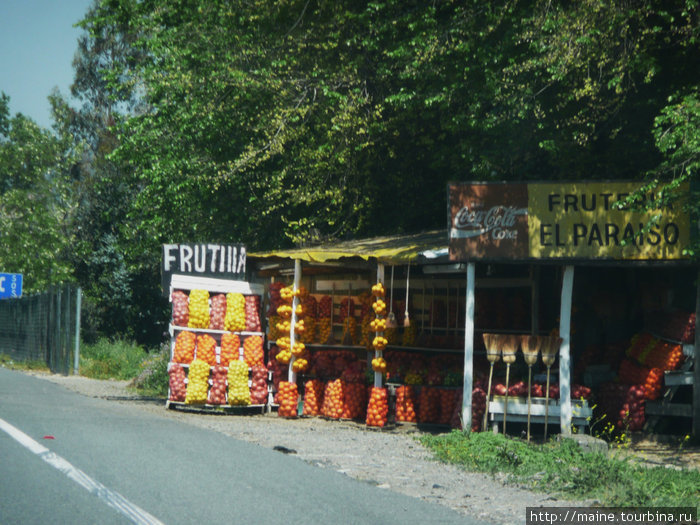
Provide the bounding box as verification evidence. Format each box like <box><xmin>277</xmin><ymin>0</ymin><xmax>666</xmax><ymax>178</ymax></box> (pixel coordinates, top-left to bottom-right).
<box><xmin>420</xmin><ymin>431</ymin><xmax>700</xmax><ymax>508</ymax></box>
<box><xmin>79</xmin><ymin>338</ymin><xmax>147</xmax><ymax>380</ymax></box>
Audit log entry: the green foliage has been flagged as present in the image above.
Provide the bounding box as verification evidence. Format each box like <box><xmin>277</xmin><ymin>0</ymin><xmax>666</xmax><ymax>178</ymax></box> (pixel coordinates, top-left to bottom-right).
<box><xmin>421</xmin><ymin>431</ymin><xmax>700</xmax><ymax>507</ymax></box>
<box><xmin>0</xmin><ymin>96</ymin><xmax>81</xmax><ymax>293</ymax></box>
<box><xmin>79</xmin><ymin>337</ymin><xmax>147</xmax><ymax>380</ymax></box>
<box><xmin>130</xmin><ymin>343</ymin><xmax>169</xmax><ymax>397</ymax></box>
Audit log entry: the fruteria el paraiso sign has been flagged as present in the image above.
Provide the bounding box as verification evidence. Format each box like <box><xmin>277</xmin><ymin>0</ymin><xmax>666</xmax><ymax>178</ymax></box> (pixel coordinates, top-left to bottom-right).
<box><xmin>0</xmin><ymin>273</ymin><xmax>23</xmax><ymax>299</ymax></box>
<box><xmin>448</xmin><ymin>181</ymin><xmax>691</xmax><ymax>261</ymax></box>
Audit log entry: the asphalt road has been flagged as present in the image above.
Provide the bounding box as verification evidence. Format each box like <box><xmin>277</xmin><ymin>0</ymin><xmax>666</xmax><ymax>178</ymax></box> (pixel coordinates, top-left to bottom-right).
<box><xmin>0</xmin><ymin>368</ymin><xmax>482</xmax><ymax>525</ymax></box>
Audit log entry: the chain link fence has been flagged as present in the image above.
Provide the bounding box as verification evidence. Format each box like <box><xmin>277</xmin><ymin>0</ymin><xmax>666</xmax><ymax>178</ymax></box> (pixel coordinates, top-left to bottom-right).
<box><xmin>0</xmin><ymin>285</ymin><xmax>81</xmax><ymax>375</ymax></box>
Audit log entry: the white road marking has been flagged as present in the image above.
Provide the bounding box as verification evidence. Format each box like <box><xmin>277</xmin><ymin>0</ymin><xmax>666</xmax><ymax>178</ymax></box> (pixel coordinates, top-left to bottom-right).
<box><xmin>0</xmin><ymin>416</ymin><xmax>164</xmax><ymax>525</ymax></box>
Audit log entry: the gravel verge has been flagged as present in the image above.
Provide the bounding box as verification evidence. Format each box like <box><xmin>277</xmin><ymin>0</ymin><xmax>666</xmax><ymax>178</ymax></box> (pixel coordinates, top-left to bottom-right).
<box><xmin>24</xmin><ymin>371</ymin><xmax>592</xmax><ymax>525</ymax></box>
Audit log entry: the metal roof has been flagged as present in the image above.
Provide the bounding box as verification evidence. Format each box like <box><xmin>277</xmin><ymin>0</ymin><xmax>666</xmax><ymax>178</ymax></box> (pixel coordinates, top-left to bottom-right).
<box><xmin>249</xmin><ymin>230</ymin><xmax>448</xmax><ymax>265</ymax></box>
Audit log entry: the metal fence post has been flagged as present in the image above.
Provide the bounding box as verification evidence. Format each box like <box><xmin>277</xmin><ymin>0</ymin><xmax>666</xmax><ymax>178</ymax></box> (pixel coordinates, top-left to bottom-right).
<box><xmin>74</xmin><ymin>287</ymin><xmax>81</xmax><ymax>375</ymax></box>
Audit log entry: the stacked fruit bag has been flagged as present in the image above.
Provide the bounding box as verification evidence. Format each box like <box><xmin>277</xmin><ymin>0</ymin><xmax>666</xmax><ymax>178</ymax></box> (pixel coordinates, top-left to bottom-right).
<box><xmin>597</xmin><ymin>382</ymin><xmax>646</xmax><ymax>431</ymax></box>
<box><xmin>227</xmin><ymin>360</ymin><xmax>251</xmax><ymax>406</ymax></box>
<box><xmin>277</xmin><ymin>381</ymin><xmax>299</xmax><ymax>417</ymax></box>
<box><xmin>171</xmin><ymin>290</ymin><xmax>189</xmax><ymax>326</ymax></box>
<box><xmin>339</xmin><ymin>297</ymin><xmax>357</xmax><ymax>345</ymax></box>
<box><xmin>301</xmin><ymin>295</ymin><xmax>317</xmax><ymax>344</ymax></box>
<box><xmin>438</xmin><ymin>389</ymin><xmax>458</xmax><ymax>425</ymax></box>
<box><xmin>168</xmin><ymin>363</ymin><xmax>187</xmax><ymax>402</ymax></box>
<box><xmin>208</xmin><ymin>365</ymin><xmax>228</xmax><ymax>405</ymax></box>
<box><xmin>342</xmin><ymin>382</ymin><xmax>367</xmax><ymax>420</ymax></box>
<box><xmin>317</xmin><ymin>295</ymin><xmax>333</xmax><ymax>344</ymax></box>
<box><xmin>243</xmin><ymin>335</ymin><xmax>264</xmax><ymax>367</ymax></box>
<box><xmin>185</xmin><ymin>359</ymin><xmax>210</xmax><ymax>404</ymax></box>
<box><xmin>188</xmin><ymin>289</ymin><xmax>210</xmax><ymax>329</ymax></box>
<box><xmin>418</xmin><ymin>387</ymin><xmax>441</xmax><ymax>424</ymax></box>
<box><xmin>219</xmin><ymin>333</ymin><xmax>240</xmax><ymax>367</ymax></box>
<box><xmin>196</xmin><ymin>334</ymin><xmax>217</xmax><ymax>366</ymax></box>
<box><xmin>209</xmin><ymin>293</ymin><xmax>227</xmax><ymax>330</ymax></box>
<box><xmin>321</xmin><ymin>378</ymin><xmax>344</xmax><ymax>419</ymax></box>
<box><xmin>395</xmin><ymin>385</ymin><xmax>417</xmax><ymax>422</ymax></box>
<box><xmin>250</xmin><ymin>365</ymin><xmax>268</xmax><ymax>405</ymax></box>
<box><xmin>366</xmin><ymin>387</ymin><xmax>389</xmax><ymax>427</ymax></box>
<box><xmin>618</xmin><ymin>359</ymin><xmax>664</xmax><ymax>400</ymax></box>
<box><xmin>224</xmin><ymin>292</ymin><xmax>246</xmax><ymax>332</ymax></box>
<box><xmin>302</xmin><ymin>379</ymin><xmax>324</xmax><ymax>416</ymax></box>
<box><xmin>245</xmin><ymin>295</ymin><xmax>261</xmax><ymax>332</ymax></box>
<box><xmin>173</xmin><ymin>331</ymin><xmax>196</xmax><ymax>364</ymax></box>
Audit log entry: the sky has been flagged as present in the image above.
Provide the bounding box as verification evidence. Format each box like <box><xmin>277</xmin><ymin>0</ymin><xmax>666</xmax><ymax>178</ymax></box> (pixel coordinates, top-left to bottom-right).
<box><xmin>0</xmin><ymin>0</ymin><xmax>94</xmax><ymax>129</ymax></box>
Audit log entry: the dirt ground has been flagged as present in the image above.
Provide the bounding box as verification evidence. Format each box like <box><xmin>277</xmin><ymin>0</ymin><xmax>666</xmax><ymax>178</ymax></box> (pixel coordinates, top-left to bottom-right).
<box><xmin>16</xmin><ymin>371</ymin><xmax>700</xmax><ymax>524</ymax></box>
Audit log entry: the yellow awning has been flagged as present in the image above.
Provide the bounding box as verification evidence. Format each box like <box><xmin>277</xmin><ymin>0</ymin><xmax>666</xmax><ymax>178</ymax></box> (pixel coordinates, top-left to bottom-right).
<box><xmin>249</xmin><ymin>230</ymin><xmax>448</xmax><ymax>265</ymax></box>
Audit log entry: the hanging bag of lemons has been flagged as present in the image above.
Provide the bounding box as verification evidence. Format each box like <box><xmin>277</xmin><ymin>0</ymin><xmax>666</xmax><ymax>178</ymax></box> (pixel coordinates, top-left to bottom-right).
<box><xmin>224</xmin><ymin>293</ymin><xmax>246</xmax><ymax>332</ymax></box>
<box><xmin>227</xmin><ymin>360</ymin><xmax>251</xmax><ymax>405</ymax></box>
<box><xmin>185</xmin><ymin>359</ymin><xmax>210</xmax><ymax>404</ymax></box>
<box><xmin>187</xmin><ymin>289</ymin><xmax>210</xmax><ymax>329</ymax></box>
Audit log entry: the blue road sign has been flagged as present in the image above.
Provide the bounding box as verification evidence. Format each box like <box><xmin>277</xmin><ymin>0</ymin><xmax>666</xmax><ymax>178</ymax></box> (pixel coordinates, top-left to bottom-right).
<box><xmin>0</xmin><ymin>273</ymin><xmax>22</xmax><ymax>299</ymax></box>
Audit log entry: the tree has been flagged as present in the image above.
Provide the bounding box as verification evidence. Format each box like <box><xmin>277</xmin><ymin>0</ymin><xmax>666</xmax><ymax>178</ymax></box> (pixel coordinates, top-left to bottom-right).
<box><xmin>0</xmin><ymin>93</ymin><xmax>80</xmax><ymax>292</ymax></box>
<box><xmin>67</xmin><ymin>0</ymin><xmax>166</xmax><ymax>345</ymax></box>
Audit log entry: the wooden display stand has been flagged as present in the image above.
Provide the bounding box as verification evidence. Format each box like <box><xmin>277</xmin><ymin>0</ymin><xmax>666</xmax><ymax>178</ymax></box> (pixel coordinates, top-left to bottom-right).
<box><xmin>488</xmin><ymin>397</ymin><xmax>593</xmax><ymax>435</ymax></box>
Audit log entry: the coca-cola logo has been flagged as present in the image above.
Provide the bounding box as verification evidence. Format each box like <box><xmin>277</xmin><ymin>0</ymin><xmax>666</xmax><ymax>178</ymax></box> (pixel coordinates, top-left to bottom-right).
<box><xmin>451</xmin><ymin>204</ymin><xmax>527</xmax><ymax>240</ymax></box>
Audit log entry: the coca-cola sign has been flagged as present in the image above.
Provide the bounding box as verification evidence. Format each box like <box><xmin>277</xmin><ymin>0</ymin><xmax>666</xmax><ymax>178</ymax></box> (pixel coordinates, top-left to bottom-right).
<box><xmin>448</xmin><ymin>181</ymin><xmax>691</xmax><ymax>261</ymax></box>
<box><xmin>449</xmin><ymin>183</ymin><xmax>529</xmax><ymax>259</ymax></box>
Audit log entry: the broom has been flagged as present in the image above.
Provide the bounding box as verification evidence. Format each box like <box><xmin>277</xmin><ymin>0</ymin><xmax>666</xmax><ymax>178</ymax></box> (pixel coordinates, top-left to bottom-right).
<box><xmin>482</xmin><ymin>333</ymin><xmax>501</xmax><ymax>432</ymax></box>
<box><xmin>501</xmin><ymin>334</ymin><xmax>519</xmax><ymax>435</ymax></box>
<box><xmin>520</xmin><ymin>335</ymin><xmax>541</xmax><ymax>442</ymax></box>
<box><xmin>541</xmin><ymin>336</ymin><xmax>561</xmax><ymax>441</ymax></box>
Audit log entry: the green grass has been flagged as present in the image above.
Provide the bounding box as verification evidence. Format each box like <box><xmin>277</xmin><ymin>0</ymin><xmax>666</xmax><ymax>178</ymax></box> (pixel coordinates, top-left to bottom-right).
<box><xmin>420</xmin><ymin>431</ymin><xmax>700</xmax><ymax>508</ymax></box>
<box><xmin>79</xmin><ymin>338</ymin><xmax>148</xmax><ymax>380</ymax></box>
<box><xmin>0</xmin><ymin>353</ymin><xmax>50</xmax><ymax>372</ymax></box>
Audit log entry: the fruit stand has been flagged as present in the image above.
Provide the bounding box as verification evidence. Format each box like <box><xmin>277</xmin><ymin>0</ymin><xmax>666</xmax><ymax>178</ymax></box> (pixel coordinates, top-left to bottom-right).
<box><xmin>164</xmin><ymin>268</ymin><xmax>270</xmax><ymax>412</ymax></box>
<box><xmin>243</xmin><ymin>180</ymin><xmax>700</xmax><ymax>439</ymax></box>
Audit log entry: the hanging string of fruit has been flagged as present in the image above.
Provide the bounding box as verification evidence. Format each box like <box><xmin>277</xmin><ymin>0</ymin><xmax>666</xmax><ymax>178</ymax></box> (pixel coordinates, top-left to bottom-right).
<box><xmin>289</xmin><ymin>285</ymin><xmax>309</xmax><ymax>374</ymax></box>
<box><xmin>275</xmin><ymin>286</ymin><xmax>294</xmax><ymax>365</ymax></box>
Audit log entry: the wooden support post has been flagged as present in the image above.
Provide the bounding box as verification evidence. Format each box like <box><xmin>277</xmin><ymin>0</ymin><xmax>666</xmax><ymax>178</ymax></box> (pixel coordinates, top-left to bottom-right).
<box><xmin>462</xmin><ymin>262</ymin><xmax>475</xmax><ymax>433</ymax></box>
<box><xmin>288</xmin><ymin>259</ymin><xmax>302</xmax><ymax>384</ymax></box>
<box><xmin>693</xmin><ymin>267</ymin><xmax>700</xmax><ymax>438</ymax></box>
<box><xmin>559</xmin><ymin>265</ymin><xmax>574</xmax><ymax>435</ymax></box>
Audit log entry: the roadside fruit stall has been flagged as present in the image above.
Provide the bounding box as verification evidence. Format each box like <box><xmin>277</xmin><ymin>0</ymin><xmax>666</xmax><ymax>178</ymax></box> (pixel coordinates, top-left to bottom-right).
<box><xmin>244</xmin><ymin>180</ymin><xmax>699</xmax><ymax>439</ymax></box>
<box><xmin>158</xmin><ymin>180</ymin><xmax>699</xmax><ymax>439</ymax></box>
<box><xmin>162</xmin><ymin>244</ymin><xmax>271</xmax><ymax>412</ymax></box>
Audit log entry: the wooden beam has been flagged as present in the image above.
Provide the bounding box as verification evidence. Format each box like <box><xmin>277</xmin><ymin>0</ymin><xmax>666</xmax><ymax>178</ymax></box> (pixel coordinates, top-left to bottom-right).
<box><xmin>462</xmin><ymin>262</ymin><xmax>475</xmax><ymax>433</ymax></box>
<box><xmin>559</xmin><ymin>265</ymin><xmax>574</xmax><ymax>435</ymax></box>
